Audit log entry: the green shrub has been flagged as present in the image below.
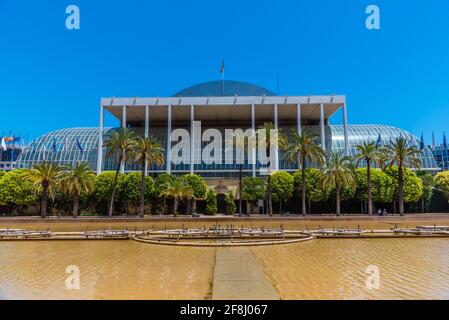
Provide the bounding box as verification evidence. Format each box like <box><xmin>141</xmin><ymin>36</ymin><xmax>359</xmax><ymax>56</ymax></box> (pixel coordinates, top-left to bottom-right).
<box><xmin>292</xmin><ymin>168</ymin><xmax>329</xmax><ymax>203</ymax></box>
<box><xmin>205</xmin><ymin>189</ymin><xmax>217</xmax><ymax>215</ymax></box>
<box><xmin>225</xmin><ymin>192</ymin><xmax>236</xmax><ymax>215</ymax></box>
<box><xmin>271</xmin><ymin>171</ymin><xmax>294</xmax><ymax>203</ymax></box>
<box><xmin>385</xmin><ymin>166</ymin><xmax>423</xmax><ymax>203</ymax></box>
<box><xmin>182</xmin><ymin>174</ymin><xmax>207</xmax><ymax>199</ymax></box>
<box><xmin>0</xmin><ymin>170</ymin><xmax>38</xmax><ymax>213</ymax></box>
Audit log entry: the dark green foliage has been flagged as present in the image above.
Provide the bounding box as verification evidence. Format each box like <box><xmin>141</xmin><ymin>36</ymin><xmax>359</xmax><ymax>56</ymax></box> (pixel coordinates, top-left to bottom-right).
<box><xmin>205</xmin><ymin>189</ymin><xmax>217</xmax><ymax>215</ymax></box>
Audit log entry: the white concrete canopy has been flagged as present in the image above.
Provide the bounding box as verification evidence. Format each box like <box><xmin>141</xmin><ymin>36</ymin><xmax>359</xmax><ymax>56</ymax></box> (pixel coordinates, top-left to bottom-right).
<box><xmin>102</xmin><ymin>95</ymin><xmax>345</xmax><ymax>124</ymax></box>
<box><xmin>97</xmin><ymin>95</ymin><xmax>348</xmax><ymax>174</ymax></box>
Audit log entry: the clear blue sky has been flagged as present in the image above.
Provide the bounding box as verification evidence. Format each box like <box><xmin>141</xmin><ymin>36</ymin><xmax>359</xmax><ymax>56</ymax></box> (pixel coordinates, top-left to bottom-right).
<box><xmin>1</xmin><ymin>0</ymin><xmax>449</xmax><ymax>144</ymax></box>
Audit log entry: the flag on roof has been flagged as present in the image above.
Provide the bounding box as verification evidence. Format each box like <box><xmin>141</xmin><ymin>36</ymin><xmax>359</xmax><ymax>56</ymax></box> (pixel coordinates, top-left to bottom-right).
<box><xmin>52</xmin><ymin>138</ymin><xmax>57</xmax><ymax>153</ymax></box>
<box><xmin>443</xmin><ymin>133</ymin><xmax>447</xmax><ymax>149</ymax></box>
<box><xmin>419</xmin><ymin>132</ymin><xmax>424</xmax><ymax>150</ymax></box>
<box><xmin>432</xmin><ymin>132</ymin><xmax>436</xmax><ymax>150</ymax></box>
<box><xmin>375</xmin><ymin>133</ymin><xmax>382</xmax><ymax>147</ymax></box>
<box><xmin>76</xmin><ymin>137</ymin><xmax>84</xmax><ymax>153</ymax></box>
<box><xmin>1</xmin><ymin>138</ymin><xmax>6</xmax><ymax>151</ymax></box>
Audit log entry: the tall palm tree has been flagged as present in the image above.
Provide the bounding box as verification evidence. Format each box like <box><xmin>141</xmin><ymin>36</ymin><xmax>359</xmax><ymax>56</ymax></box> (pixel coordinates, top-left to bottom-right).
<box><xmin>129</xmin><ymin>136</ymin><xmax>165</xmax><ymax>217</ymax></box>
<box><xmin>284</xmin><ymin>129</ymin><xmax>325</xmax><ymax>216</ymax></box>
<box><xmin>354</xmin><ymin>141</ymin><xmax>380</xmax><ymax>216</ymax></box>
<box><xmin>228</xmin><ymin>130</ymin><xmax>249</xmax><ymax>216</ymax></box>
<box><xmin>257</xmin><ymin>122</ymin><xmax>287</xmax><ymax>216</ymax></box>
<box><xmin>103</xmin><ymin>128</ymin><xmax>136</xmax><ymax>216</ymax></box>
<box><xmin>60</xmin><ymin>162</ymin><xmax>96</xmax><ymax>218</ymax></box>
<box><xmin>23</xmin><ymin>161</ymin><xmax>63</xmax><ymax>218</ymax></box>
<box><xmin>384</xmin><ymin>137</ymin><xmax>422</xmax><ymax>216</ymax></box>
<box><xmin>321</xmin><ymin>152</ymin><xmax>356</xmax><ymax>216</ymax></box>
<box><xmin>159</xmin><ymin>176</ymin><xmax>194</xmax><ymax>216</ymax></box>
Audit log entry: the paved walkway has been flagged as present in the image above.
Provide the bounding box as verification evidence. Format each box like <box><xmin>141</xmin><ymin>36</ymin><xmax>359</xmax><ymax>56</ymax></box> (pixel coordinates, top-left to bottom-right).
<box><xmin>211</xmin><ymin>247</ymin><xmax>280</xmax><ymax>300</ymax></box>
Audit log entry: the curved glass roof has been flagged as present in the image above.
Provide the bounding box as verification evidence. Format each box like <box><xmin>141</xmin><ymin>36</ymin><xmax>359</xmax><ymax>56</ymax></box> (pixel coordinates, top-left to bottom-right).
<box><xmin>172</xmin><ymin>80</ymin><xmax>276</xmax><ymax>97</ymax></box>
<box><xmin>16</xmin><ymin>128</ymin><xmax>114</xmax><ymax>172</ymax></box>
<box><xmin>329</xmin><ymin>125</ymin><xmax>439</xmax><ymax>171</ymax></box>
<box><xmin>16</xmin><ymin>125</ymin><xmax>439</xmax><ymax>173</ymax></box>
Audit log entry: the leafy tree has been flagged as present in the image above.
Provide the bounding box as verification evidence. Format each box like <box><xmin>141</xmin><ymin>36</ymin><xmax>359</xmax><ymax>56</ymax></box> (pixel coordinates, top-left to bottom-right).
<box><xmin>182</xmin><ymin>174</ymin><xmax>207</xmax><ymax>214</ymax></box>
<box><xmin>225</xmin><ymin>191</ymin><xmax>236</xmax><ymax>215</ymax></box>
<box><xmin>0</xmin><ymin>170</ymin><xmax>38</xmax><ymax>213</ymax></box>
<box><xmin>416</xmin><ymin>171</ymin><xmax>434</xmax><ymax>213</ymax></box>
<box><xmin>292</xmin><ymin>168</ymin><xmax>330</xmax><ymax>205</ymax></box>
<box><xmin>60</xmin><ymin>162</ymin><xmax>96</xmax><ymax>218</ymax></box>
<box><xmin>354</xmin><ymin>141</ymin><xmax>381</xmax><ymax>215</ymax></box>
<box><xmin>103</xmin><ymin>128</ymin><xmax>136</xmax><ymax>216</ymax></box>
<box><xmin>95</xmin><ymin>171</ymin><xmax>117</xmax><ymax>202</ymax></box>
<box><xmin>435</xmin><ymin>171</ymin><xmax>449</xmax><ymax>193</ymax></box>
<box><xmin>159</xmin><ymin>176</ymin><xmax>194</xmax><ymax>216</ymax></box>
<box><xmin>118</xmin><ymin>172</ymin><xmax>155</xmax><ymax>214</ymax></box>
<box><xmin>23</xmin><ymin>162</ymin><xmax>63</xmax><ymax>218</ymax></box>
<box><xmin>384</xmin><ymin>166</ymin><xmax>423</xmax><ymax>204</ymax></box>
<box><xmin>283</xmin><ymin>129</ymin><xmax>325</xmax><ymax>216</ymax></box>
<box><xmin>129</xmin><ymin>136</ymin><xmax>164</xmax><ymax>217</ymax></box>
<box><xmin>95</xmin><ymin>171</ymin><xmax>124</xmax><ymax>214</ymax></box>
<box><xmin>205</xmin><ymin>189</ymin><xmax>217</xmax><ymax>215</ymax></box>
<box><xmin>383</xmin><ymin>137</ymin><xmax>422</xmax><ymax>215</ymax></box>
<box><xmin>271</xmin><ymin>171</ymin><xmax>294</xmax><ymax>213</ymax></box>
<box><xmin>355</xmin><ymin>168</ymin><xmax>394</xmax><ymax>205</ymax></box>
<box><xmin>242</xmin><ymin>177</ymin><xmax>266</xmax><ymax>214</ymax></box>
<box><xmin>321</xmin><ymin>152</ymin><xmax>356</xmax><ymax>216</ymax></box>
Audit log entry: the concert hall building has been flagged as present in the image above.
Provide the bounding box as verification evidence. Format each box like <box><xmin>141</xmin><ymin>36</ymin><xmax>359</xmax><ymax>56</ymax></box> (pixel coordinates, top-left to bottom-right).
<box><xmin>16</xmin><ymin>81</ymin><xmax>439</xmax><ymax>191</ymax></box>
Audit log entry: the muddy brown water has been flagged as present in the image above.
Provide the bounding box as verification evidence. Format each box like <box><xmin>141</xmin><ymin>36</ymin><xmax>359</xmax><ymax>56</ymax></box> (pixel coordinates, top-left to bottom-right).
<box><xmin>1</xmin><ymin>219</ymin><xmax>449</xmax><ymax>300</ymax></box>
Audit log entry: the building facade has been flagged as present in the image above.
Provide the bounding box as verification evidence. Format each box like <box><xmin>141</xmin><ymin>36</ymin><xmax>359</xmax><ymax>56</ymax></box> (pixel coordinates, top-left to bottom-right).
<box><xmin>0</xmin><ymin>137</ymin><xmax>23</xmax><ymax>171</ymax></box>
<box><xmin>16</xmin><ymin>81</ymin><xmax>440</xmax><ymax>184</ymax></box>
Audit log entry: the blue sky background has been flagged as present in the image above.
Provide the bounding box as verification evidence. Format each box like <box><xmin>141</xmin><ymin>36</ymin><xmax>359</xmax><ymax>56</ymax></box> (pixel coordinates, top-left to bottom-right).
<box><xmin>1</xmin><ymin>0</ymin><xmax>449</xmax><ymax>144</ymax></box>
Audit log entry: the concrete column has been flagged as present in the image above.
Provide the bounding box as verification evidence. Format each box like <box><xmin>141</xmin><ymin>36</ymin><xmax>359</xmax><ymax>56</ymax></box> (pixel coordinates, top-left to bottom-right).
<box><xmin>320</xmin><ymin>103</ymin><xmax>326</xmax><ymax>151</ymax></box>
<box><xmin>296</xmin><ymin>103</ymin><xmax>302</xmax><ymax>170</ymax></box>
<box><xmin>167</xmin><ymin>105</ymin><xmax>172</xmax><ymax>174</ymax></box>
<box><xmin>296</xmin><ymin>103</ymin><xmax>302</xmax><ymax>134</ymax></box>
<box><xmin>274</xmin><ymin>104</ymin><xmax>279</xmax><ymax>171</ymax></box>
<box><xmin>120</xmin><ymin>105</ymin><xmax>127</xmax><ymax>173</ymax></box>
<box><xmin>190</xmin><ymin>104</ymin><xmax>195</xmax><ymax>174</ymax></box>
<box><xmin>144</xmin><ymin>105</ymin><xmax>149</xmax><ymax>138</ymax></box>
<box><xmin>144</xmin><ymin>105</ymin><xmax>149</xmax><ymax>176</ymax></box>
<box><xmin>251</xmin><ymin>104</ymin><xmax>256</xmax><ymax>177</ymax></box>
<box><xmin>96</xmin><ymin>104</ymin><xmax>104</xmax><ymax>175</ymax></box>
<box><xmin>343</xmin><ymin>103</ymin><xmax>349</xmax><ymax>156</ymax></box>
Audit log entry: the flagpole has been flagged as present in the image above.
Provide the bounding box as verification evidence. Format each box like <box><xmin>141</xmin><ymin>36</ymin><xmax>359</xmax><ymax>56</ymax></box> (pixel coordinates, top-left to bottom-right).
<box><xmin>0</xmin><ymin>137</ymin><xmax>3</xmax><ymax>166</ymax></box>
<box><xmin>222</xmin><ymin>67</ymin><xmax>225</xmax><ymax>96</ymax></box>
<box><xmin>221</xmin><ymin>59</ymin><xmax>225</xmax><ymax>96</ymax></box>
<box><xmin>443</xmin><ymin>132</ymin><xmax>447</xmax><ymax>171</ymax></box>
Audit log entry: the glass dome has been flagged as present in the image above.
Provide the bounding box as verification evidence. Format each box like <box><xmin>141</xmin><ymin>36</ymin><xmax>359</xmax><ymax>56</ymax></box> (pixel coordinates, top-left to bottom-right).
<box><xmin>172</xmin><ymin>80</ymin><xmax>276</xmax><ymax>97</ymax></box>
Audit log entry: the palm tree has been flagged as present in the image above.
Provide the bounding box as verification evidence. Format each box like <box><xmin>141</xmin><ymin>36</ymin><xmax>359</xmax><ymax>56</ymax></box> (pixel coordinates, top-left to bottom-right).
<box><xmin>228</xmin><ymin>130</ymin><xmax>248</xmax><ymax>216</ymax></box>
<box><xmin>60</xmin><ymin>162</ymin><xmax>96</xmax><ymax>218</ymax></box>
<box><xmin>23</xmin><ymin>161</ymin><xmax>63</xmax><ymax>218</ymax></box>
<box><xmin>103</xmin><ymin>128</ymin><xmax>136</xmax><ymax>216</ymax></box>
<box><xmin>257</xmin><ymin>123</ymin><xmax>287</xmax><ymax>216</ymax></box>
<box><xmin>129</xmin><ymin>136</ymin><xmax>165</xmax><ymax>217</ymax></box>
<box><xmin>384</xmin><ymin>137</ymin><xmax>422</xmax><ymax>215</ymax></box>
<box><xmin>354</xmin><ymin>141</ymin><xmax>380</xmax><ymax>216</ymax></box>
<box><xmin>283</xmin><ymin>129</ymin><xmax>325</xmax><ymax>216</ymax></box>
<box><xmin>321</xmin><ymin>152</ymin><xmax>356</xmax><ymax>216</ymax></box>
<box><xmin>159</xmin><ymin>176</ymin><xmax>194</xmax><ymax>216</ymax></box>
